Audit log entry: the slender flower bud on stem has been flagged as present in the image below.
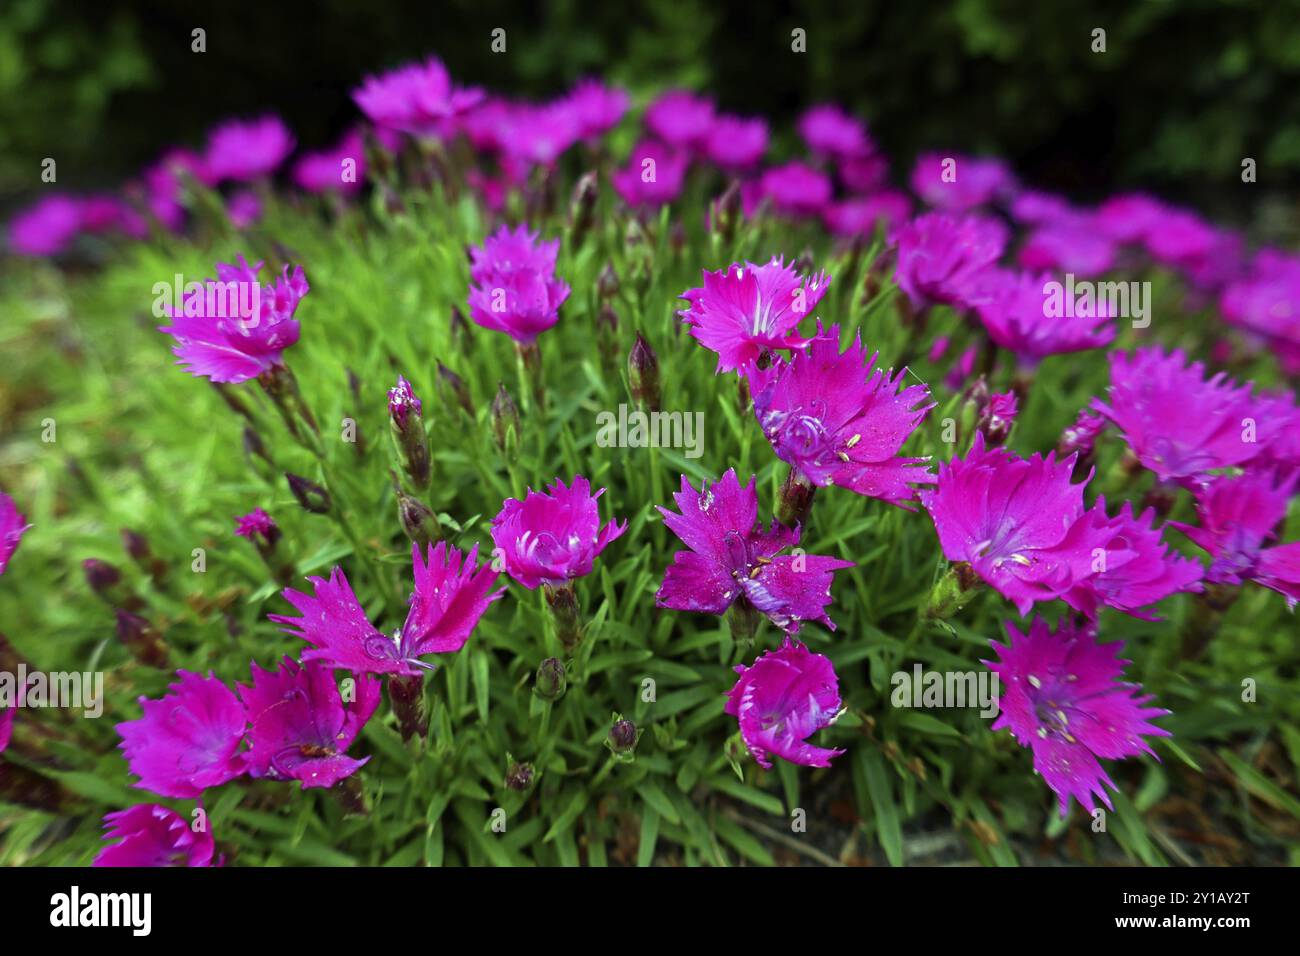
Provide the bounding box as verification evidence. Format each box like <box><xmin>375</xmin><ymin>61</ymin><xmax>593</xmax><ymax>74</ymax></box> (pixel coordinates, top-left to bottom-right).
<box><xmin>115</xmin><ymin>609</ymin><xmax>169</xmax><ymax>668</ymax></box>
<box><xmin>602</xmin><ymin>714</ymin><xmax>641</xmax><ymax>768</ymax></box>
<box><xmin>285</xmin><ymin>473</ymin><xmax>332</xmax><ymax>514</ymax></box>
<box><xmin>597</xmin><ymin>304</ymin><xmax>620</xmax><ymax>373</ymax></box>
<box><xmin>395</xmin><ymin>485</ymin><xmax>441</xmax><ymax>547</ymax></box>
<box><xmin>628</xmin><ymin>331</ymin><xmax>661</xmax><ymax>412</ymax></box>
<box><xmin>543</xmin><ymin>582</ymin><xmax>583</xmax><ymax>651</ymax></box>
<box><xmin>436</xmin><ymin>362</ymin><xmax>474</xmax><ymax>418</ymax></box>
<box><xmin>776</xmin><ymin>467</ymin><xmax>817</xmax><ymax>529</ymax></box>
<box><xmin>711</xmin><ymin>179</ymin><xmax>741</xmax><ymax>246</ymax></box>
<box><xmin>505</xmin><ymin>760</ymin><xmax>536</xmax><ymax>792</ymax></box>
<box><xmin>492</xmin><ymin>382</ymin><xmax>521</xmax><ymax>460</ymax></box>
<box><xmin>121</xmin><ymin>528</ymin><xmax>169</xmax><ymax>586</ymax></box>
<box><xmin>242</xmin><ymin>425</ymin><xmax>273</xmax><ymax>468</ymax></box>
<box><xmin>726</xmin><ymin>597</ymin><xmax>761</xmax><ymax>659</ymax></box>
<box><xmin>568</xmin><ymin>171</ymin><xmax>598</xmax><ymax>248</ymax></box>
<box><xmin>922</xmin><ymin>563</ymin><xmax>982</xmax><ymax>621</ymax></box>
<box><xmin>449</xmin><ymin>305</ymin><xmax>471</xmax><ymax>355</ymax></box>
<box><xmin>597</xmin><ymin>261</ymin><xmax>620</xmax><ymax>301</ymax></box>
<box><xmin>83</xmin><ymin>558</ymin><xmax>143</xmax><ymax>610</ymax></box>
<box><xmin>534</xmin><ymin>657</ymin><xmax>567</xmax><ymax>701</ymax></box>
<box><xmin>388</xmin><ymin>673</ymin><xmax>429</xmax><ymax>742</ymax></box>
<box><xmin>388</xmin><ymin>375</ymin><xmax>431</xmax><ymax>490</ymax></box>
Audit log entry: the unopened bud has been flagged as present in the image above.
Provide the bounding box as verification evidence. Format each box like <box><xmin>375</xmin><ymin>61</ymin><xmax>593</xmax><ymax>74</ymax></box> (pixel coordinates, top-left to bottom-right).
<box><xmin>628</xmin><ymin>331</ymin><xmax>661</xmax><ymax>412</ymax></box>
<box><xmin>436</xmin><ymin>362</ymin><xmax>474</xmax><ymax>418</ymax></box>
<box><xmin>597</xmin><ymin>261</ymin><xmax>620</xmax><ymax>301</ymax></box>
<box><xmin>396</xmin><ymin>489</ymin><xmax>440</xmax><ymax>547</ymax></box>
<box><xmin>505</xmin><ymin>761</ymin><xmax>535</xmax><ymax>792</ymax></box>
<box><xmin>491</xmin><ymin>382</ymin><xmax>520</xmax><ymax>459</ymax></box>
<box><xmin>115</xmin><ymin>609</ymin><xmax>168</xmax><ymax>668</ymax></box>
<box><xmin>286</xmin><ymin>473</ymin><xmax>332</xmax><ymax>514</ymax></box>
<box><xmin>569</xmin><ymin>171</ymin><xmax>599</xmax><ymax>247</ymax></box>
<box><xmin>388</xmin><ymin>375</ymin><xmax>431</xmax><ymax>489</ymax></box>
<box><xmin>534</xmin><ymin>657</ymin><xmax>567</xmax><ymax>701</ymax></box>
<box><xmin>83</xmin><ymin>558</ymin><xmax>121</xmax><ymax>595</ymax></box>
<box><xmin>606</xmin><ymin>715</ymin><xmax>641</xmax><ymax>760</ymax></box>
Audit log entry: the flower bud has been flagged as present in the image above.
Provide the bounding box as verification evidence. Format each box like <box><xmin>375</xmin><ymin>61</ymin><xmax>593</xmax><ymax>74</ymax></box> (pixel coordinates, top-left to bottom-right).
<box><xmin>544</xmin><ymin>582</ymin><xmax>582</xmax><ymax>651</ymax></box>
<box><xmin>436</xmin><ymin>362</ymin><xmax>474</xmax><ymax>418</ymax></box>
<box><xmin>628</xmin><ymin>331</ymin><xmax>661</xmax><ymax>412</ymax></box>
<box><xmin>450</xmin><ymin>305</ymin><xmax>471</xmax><ymax>353</ymax></box>
<box><xmin>534</xmin><ymin>657</ymin><xmax>567</xmax><ymax>701</ymax></box>
<box><xmin>115</xmin><ymin>609</ymin><xmax>168</xmax><ymax>669</ymax></box>
<box><xmin>286</xmin><ymin>473</ymin><xmax>331</xmax><ymax>514</ymax></box>
<box><xmin>568</xmin><ymin>170</ymin><xmax>599</xmax><ymax>248</ymax></box>
<box><xmin>83</xmin><ymin>558</ymin><xmax>122</xmax><ymax>595</ymax></box>
<box><xmin>491</xmin><ymin>382</ymin><xmax>521</xmax><ymax>459</ymax></box>
<box><xmin>388</xmin><ymin>375</ymin><xmax>431</xmax><ymax>489</ymax></box>
<box><xmin>597</xmin><ymin>261</ymin><xmax>620</xmax><ymax>301</ymax></box>
<box><xmin>606</xmin><ymin>715</ymin><xmax>641</xmax><ymax>760</ymax></box>
<box><xmin>710</xmin><ymin>179</ymin><xmax>741</xmax><ymax>244</ymax></box>
<box><xmin>242</xmin><ymin>425</ymin><xmax>271</xmax><ymax>466</ymax></box>
<box><xmin>976</xmin><ymin>391</ymin><xmax>1018</xmax><ymax>447</ymax></box>
<box><xmin>396</xmin><ymin>489</ymin><xmax>440</xmax><ymax>547</ymax></box>
<box><xmin>505</xmin><ymin>760</ymin><xmax>536</xmax><ymax>792</ymax></box>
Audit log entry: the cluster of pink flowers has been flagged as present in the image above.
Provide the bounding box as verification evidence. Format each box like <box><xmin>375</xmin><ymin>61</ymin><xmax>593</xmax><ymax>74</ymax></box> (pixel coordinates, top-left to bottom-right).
<box><xmin>10</xmin><ymin>51</ymin><xmax>1299</xmax><ymax>847</ymax></box>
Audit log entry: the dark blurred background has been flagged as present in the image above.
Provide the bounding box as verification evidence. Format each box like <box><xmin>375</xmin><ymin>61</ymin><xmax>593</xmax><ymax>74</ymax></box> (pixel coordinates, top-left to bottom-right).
<box><xmin>4</xmin><ymin>0</ymin><xmax>1300</xmax><ymax>215</ymax></box>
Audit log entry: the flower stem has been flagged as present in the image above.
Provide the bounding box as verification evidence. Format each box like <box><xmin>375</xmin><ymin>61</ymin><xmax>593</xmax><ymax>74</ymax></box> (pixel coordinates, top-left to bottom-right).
<box><xmin>388</xmin><ymin>672</ymin><xmax>428</xmax><ymax>742</ymax></box>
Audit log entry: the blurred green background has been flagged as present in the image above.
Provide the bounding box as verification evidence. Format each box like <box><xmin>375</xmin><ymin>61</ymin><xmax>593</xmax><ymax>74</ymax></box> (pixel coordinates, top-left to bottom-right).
<box><xmin>4</xmin><ymin>0</ymin><xmax>1300</xmax><ymax>215</ymax></box>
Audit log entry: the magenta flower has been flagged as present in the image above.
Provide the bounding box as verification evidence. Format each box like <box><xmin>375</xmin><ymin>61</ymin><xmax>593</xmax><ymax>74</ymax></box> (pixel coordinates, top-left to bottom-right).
<box><xmin>822</xmin><ymin>191</ymin><xmax>912</xmax><ymax>238</ymax></box>
<box><xmin>742</xmin><ymin>161</ymin><xmax>833</xmax><ymax>218</ymax></box>
<box><xmin>1095</xmin><ymin>192</ymin><xmax>1168</xmax><ymax>243</ymax></box>
<box><xmin>7</xmin><ymin>195</ymin><xmax>83</xmax><ymax>257</ymax></box>
<box><xmin>1008</xmin><ymin>189</ymin><xmax>1074</xmax><ymax>225</ymax></box>
<box><xmin>0</xmin><ymin>706</ymin><xmax>13</xmax><ymax>754</ymax></box>
<box><xmin>352</xmin><ymin>56</ymin><xmax>483</xmax><ymax>138</ymax></box>
<box><xmin>727</xmin><ymin>638</ymin><xmax>845</xmax><ymax>768</ymax></box>
<box><xmin>611</xmin><ymin>139</ymin><xmax>690</xmax><ymax>208</ymax></box>
<box><xmin>1221</xmin><ymin>258</ymin><xmax>1300</xmax><ymax>375</ymax></box>
<box><xmin>490</xmin><ymin>476</ymin><xmax>626</xmax><ymax>589</ymax></box>
<box><xmin>80</xmin><ymin>195</ymin><xmax>147</xmax><ymax>239</ymax></box>
<box><xmin>498</xmin><ymin>102</ymin><xmax>582</xmax><ymax>169</ymax></box>
<box><xmin>239</xmin><ymin>657</ymin><xmax>380</xmax><ymax>789</ymax></box>
<box><xmin>910</xmin><ymin>153</ymin><xmax>1013</xmax><ymax>211</ymax></box>
<box><xmin>1058</xmin><ymin>407</ymin><xmax>1108</xmax><ymax>458</ymax></box>
<box><xmin>293</xmin><ymin>129</ymin><xmax>366</xmax><ymax>195</ymax></box>
<box><xmin>387</xmin><ymin>374</ymin><xmax>422</xmax><ymax>428</ymax></box>
<box><xmin>234</xmin><ymin>507</ymin><xmax>279</xmax><ymax>544</ymax></box>
<box><xmin>204</xmin><ymin>115</ymin><xmax>295</xmax><ymax>182</ymax></box>
<box><xmin>644</xmin><ymin>89</ymin><xmax>715</xmax><ymax>151</ymax></box>
<box><xmin>974</xmin><ymin>269</ymin><xmax>1116</xmax><ymax>363</ymax></box>
<box><xmin>117</xmin><ymin>671</ymin><xmax>248</xmax><ymax>799</ymax></box>
<box><xmin>746</xmin><ymin>323</ymin><xmax>935</xmax><ymax>507</ymax></box>
<box><xmin>656</xmin><ymin>470</ymin><xmax>854</xmax><ymax>633</ymax></box>
<box><xmin>1171</xmin><ymin>470</ymin><xmax>1300</xmax><ymax>606</ymax></box>
<box><xmin>985</xmin><ymin>617</ymin><xmax>1171</xmax><ymax>816</ymax></box>
<box><xmin>1060</xmin><ymin>499</ymin><xmax>1204</xmax><ymax>620</ymax></box>
<box><xmin>677</xmin><ymin>256</ymin><xmax>830</xmax><ymax>374</ymax></box>
<box><xmin>838</xmin><ymin>153</ymin><xmax>890</xmax><ymax>194</ymax></box>
<box><xmin>561</xmin><ymin>78</ymin><xmax>629</xmax><ymax>142</ymax></box>
<box><xmin>891</xmin><ymin>212</ymin><xmax>1007</xmax><ymax>311</ymax></box>
<box><xmin>94</xmin><ymin>804</ymin><xmax>216</xmax><ymax>868</ymax></box>
<box><xmin>158</xmin><ymin>254</ymin><xmax>310</xmax><ymax>383</ymax></box>
<box><xmin>1091</xmin><ymin>347</ymin><xmax>1264</xmax><ymax>485</ymax></box>
<box><xmin>797</xmin><ymin>104</ymin><xmax>873</xmax><ymax>160</ymax></box>
<box><xmin>920</xmin><ymin>434</ymin><xmax>1110</xmax><ymax>615</ymax></box>
<box><xmin>271</xmin><ymin>542</ymin><xmax>504</xmax><ymax>675</ymax></box>
<box><xmin>0</xmin><ymin>491</ymin><xmax>30</xmax><ymax>578</ymax></box>
<box><xmin>703</xmin><ymin>114</ymin><xmax>768</xmax><ymax>172</ymax></box>
<box><xmin>1018</xmin><ymin>216</ymin><xmax>1116</xmax><ymax>277</ymax></box>
<box><xmin>466</xmin><ymin>224</ymin><xmax>570</xmax><ymax>343</ymax></box>
<box><xmin>1143</xmin><ymin>207</ymin><xmax>1218</xmax><ymax>268</ymax></box>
